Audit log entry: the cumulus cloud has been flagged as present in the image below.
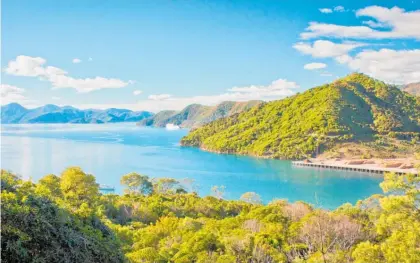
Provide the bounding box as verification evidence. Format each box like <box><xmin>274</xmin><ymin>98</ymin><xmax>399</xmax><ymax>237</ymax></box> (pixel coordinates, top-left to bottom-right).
<box><xmin>319</xmin><ymin>8</ymin><xmax>332</xmax><ymax>14</ymax></box>
<box><xmin>5</xmin><ymin>56</ymin><xmax>48</xmax><ymax>77</ymax></box>
<box><xmin>301</xmin><ymin>6</ymin><xmax>420</xmax><ymax>40</ymax></box>
<box><xmin>4</xmin><ymin>55</ymin><xmax>133</xmax><ymax>93</ymax></box>
<box><xmin>304</xmin><ymin>63</ymin><xmax>327</xmax><ymax>70</ymax></box>
<box><xmin>133</xmin><ymin>90</ymin><xmax>143</xmax><ymax>96</ymax></box>
<box><xmin>148</xmin><ymin>94</ymin><xmax>172</xmax><ymax>101</ymax></box>
<box><xmin>294</xmin><ymin>40</ymin><xmax>366</xmax><ymax>58</ymax></box>
<box><xmin>1</xmin><ymin>84</ymin><xmax>27</xmax><ymax>105</ymax></box>
<box><xmin>338</xmin><ymin>48</ymin><xmax>420</xmax><ymax>84</ymax></box>
<box><xmin>72</xmin><ymin>58</ymin><xmax>82</xmax><ymax>63</ymax></box>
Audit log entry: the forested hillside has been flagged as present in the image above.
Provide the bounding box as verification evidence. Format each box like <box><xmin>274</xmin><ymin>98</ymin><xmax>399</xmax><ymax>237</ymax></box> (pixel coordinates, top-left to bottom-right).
<box><xmin>138</xmin><ymin>100</ymin><xmax>262</xmax><ymax>128</ymax></box>
<box><xmin>1</xmin><ymin>168</ymin><xmax>419</xmax><ymax>262</ymax></box>
<box><xmin>181</xmin><ymin>73</ymin><xmax>420</xmax><ymax>159</ymax></box>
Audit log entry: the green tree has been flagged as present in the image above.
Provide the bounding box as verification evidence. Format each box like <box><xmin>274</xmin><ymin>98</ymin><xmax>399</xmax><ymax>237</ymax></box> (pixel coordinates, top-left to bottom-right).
<box><xmin>211</xmin><ymin>185</ymin><xmax>226</xmax><ymax>199</ymax></box>
<box><xmin>35</xmin><ymin>174</ymin><xmax>62</xmax><ymax>199</ymax></box>
<box><xmin>120</xmin><ymin>172</ymin><xmax>153</xmax><ymax>195</ymax></box>
<box><xmin>153</xmin><ymin>178</ymin><xmax>185</xmax><ymax>194</ymax></box>
<box><xmin>240</xmin><ymin>192</ymin><xmax>262</xmax><ymax>204</ymax></box>
<box><xmin>60</xmin><ymin>167</ymin><xmax>99</xmax><ymax>211</ymax></box>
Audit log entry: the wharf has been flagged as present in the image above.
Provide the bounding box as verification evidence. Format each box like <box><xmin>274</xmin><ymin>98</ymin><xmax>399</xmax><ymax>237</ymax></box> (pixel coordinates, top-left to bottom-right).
<box><xmin>292</xmin><ymin>161</ymin><xmax>418</xmax><ymax>175</ymax></box>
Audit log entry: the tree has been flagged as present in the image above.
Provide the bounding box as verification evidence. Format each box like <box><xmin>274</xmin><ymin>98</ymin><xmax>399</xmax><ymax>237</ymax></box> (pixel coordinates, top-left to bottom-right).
<box><xmin>298</xmin><ymin>211</ymin><xmax>364</xmax><ymax>262</ymax></box>
<box><xmin>211</xmin><ymin>185</ymin><xmax>225</xmax><ymax>200</ymax></box>
<box><xmin>36</xmin><ymin>174</ymin><xmax>62</xmax><ymax>199</ymax></box>
<box><xmin>60</xmin><ymin>167</ymin><xmax>99</xmax><ymax>210</ymax></box>
<box><xmin>240</xmin><ymin>192</ymin><xmax>262</xmax><ymax>204</ymax></box>
<box><xmin>1</xmin><ymin>171</ymin><xmax>125</xmax><ymax>263</ymax></box>
<box><xmin>120</xmin><ymin>172</ymin><xmax>153</xmax><ymax>195</ymax></box>
<box><xmin>153</xmin><ymin>178</ymin><xmax>185</xmax><ymax>194</ymax></box>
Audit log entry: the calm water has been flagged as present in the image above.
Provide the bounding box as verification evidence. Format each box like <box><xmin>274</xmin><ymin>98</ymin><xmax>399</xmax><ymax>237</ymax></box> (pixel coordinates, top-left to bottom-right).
<box><xmin>0</xmin><ymin>123</ymin><xmax>382</xmax><ymax>209</ymax></box>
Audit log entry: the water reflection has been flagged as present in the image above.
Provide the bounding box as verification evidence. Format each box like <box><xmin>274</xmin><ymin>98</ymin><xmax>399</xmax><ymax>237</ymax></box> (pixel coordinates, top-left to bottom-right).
<box><xmin>1</xmin><ymin>124</ymin><xmax>383</xmax><ymax>209</ymax></box>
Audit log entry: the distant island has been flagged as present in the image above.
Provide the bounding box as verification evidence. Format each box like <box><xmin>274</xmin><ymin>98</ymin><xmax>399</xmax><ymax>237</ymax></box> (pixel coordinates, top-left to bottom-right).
<box><xmin>402</xmin><ymin>82</ymin><xmax>420</xmax><ymax>96</ymax></box>
<box><xmin>0</xmin><ymin>103</ymin><xmax>153</xmax><ymax>124</ymax></box>
<box><xmin>137</xmin><ymin>100</ymin><xmax>262</xmax><ymax>128</ymax></box>
<box><xmin>181</xmin><ymin>73</ymin><xmax>420</xmax><ymax>166</ymax></box>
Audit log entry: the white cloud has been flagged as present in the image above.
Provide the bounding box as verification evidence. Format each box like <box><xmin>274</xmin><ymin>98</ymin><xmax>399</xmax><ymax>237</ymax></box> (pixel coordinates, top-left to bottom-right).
<box><xmin>48</xmin><ymin>75</ymin><xmax>132</xmax><ymax>93</ymax></box>
<box><xmin>304</xmin><ymin>63</ymin><xmax>327</xmax><ymax>70</ymax></box>
<box><xmin>1</xmin><ymin>84</ymin><xmax>27</xmax><ymax>105</ymax></box>
<box><xmin>301</xmin><ymin>6</ymin><xmax>420</xmax><ymax>40</ymax></box>
<box><xmin>228</xmin><ymin>79</ymin><xmax>298</xmax><ymax>94</ymax></box>
<box><xmin>88</xmin><ymin>57</ymin><xmax>93</xmax><ymax>61</ymax></box>
<box><xmin>319</xmin><ymin>8</ymin><xmax>332</xmax><ymax>14</ymax></box>
<box><xmin>293</xmin><ymin>40</ymin><xmax>366</xmax><ymax>58</ymax></box>
<box><xmin>319</xmin><ymin>6</ymin><xmax>346</xmax><ymax>14</ymax></box>
<box><xmin>52</xmin><ymin>96</ymin><xmax>61</xmax><ymax>100</ymax></box>
<box><xmin>334</xmin><ymin>6</ymin><xmax>346</xmax><ymax>12</ymax></box>
<box><xmin>133</xmin><ymin>90</ymin><xmax>143</xmax><ymax>96</ymax></box>
<box><xmin>72</xmin><ymin>58</ymin><xmax>82</xmax><ymax>64</ymax></box>
<box><xmin>339</xmin><ymin>48</ymin><xmax>420</xmax><ymax>84</ymax></box>
<box><xmin>5</xmin><ymin>56</ymin><xmax>47</xmax><ymax>77</ymax></box>
<box><xmin>148</xmin><ymin>94</ymin><xmax>172</xmax><ymax>101</ymax></box>
<box><xmin>4</xmin><ymin>55</ymin><xmax>133</xmax><ymax>93</ymax></box>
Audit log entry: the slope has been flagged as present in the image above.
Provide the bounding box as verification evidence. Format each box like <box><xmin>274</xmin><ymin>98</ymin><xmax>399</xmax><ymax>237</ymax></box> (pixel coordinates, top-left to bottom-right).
<box><xmin>181</xmin><ymin>73</ymin><xmax>420</xmax><ymax>159</ymax></box>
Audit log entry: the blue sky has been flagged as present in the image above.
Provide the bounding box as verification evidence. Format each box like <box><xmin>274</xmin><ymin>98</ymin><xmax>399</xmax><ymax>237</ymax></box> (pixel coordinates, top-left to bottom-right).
<box><xmin>1</xmin><ymin>0</ymin><xmax>419</xmax><ymax>112</ymax></box>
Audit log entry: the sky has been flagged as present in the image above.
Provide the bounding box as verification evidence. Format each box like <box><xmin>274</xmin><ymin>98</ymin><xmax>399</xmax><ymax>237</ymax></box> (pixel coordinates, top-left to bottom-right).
<box><xmin>1</xmin><ymin>0</ymin><xmax>420</xmax><ymax>112</ymax></box>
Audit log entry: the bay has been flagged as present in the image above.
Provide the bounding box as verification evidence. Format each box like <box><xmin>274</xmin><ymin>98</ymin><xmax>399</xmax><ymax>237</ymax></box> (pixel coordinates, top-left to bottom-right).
<box><xmin>0</xmin><ymin>123</ymin><xmax>382</xmax><ymax>209</ymax></box>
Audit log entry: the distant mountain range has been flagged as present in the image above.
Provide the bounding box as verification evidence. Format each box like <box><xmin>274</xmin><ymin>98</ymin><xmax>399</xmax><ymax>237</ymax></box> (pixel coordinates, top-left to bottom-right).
<box><xmin>138</xmin><ymin>100</ymin><xmax>262</xmax><ymax>128</ymax></box>
<box><xmin>181</xmin><ymin>73</ymin><xmax>420</xmax><ymax>159</ymax></box>
<box><xmin>402</xmin><ymin>82</ymin><xmax>420</xmax><ymax>96</ymax></box>
<box><xmin>1</xmin><ymin>103</ymin><xmax>153</xmax><ymax>124</ymax></box>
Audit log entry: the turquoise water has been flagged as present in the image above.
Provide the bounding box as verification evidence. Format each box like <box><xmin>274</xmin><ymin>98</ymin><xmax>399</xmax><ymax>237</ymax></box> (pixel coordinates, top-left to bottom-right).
<box><xmin>0</xmin><ymin>123</ymin><xmax>382</xmax><ymax>209</ymax></box>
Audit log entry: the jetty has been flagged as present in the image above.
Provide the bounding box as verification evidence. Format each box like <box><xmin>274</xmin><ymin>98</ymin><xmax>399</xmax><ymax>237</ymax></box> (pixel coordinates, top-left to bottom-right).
<box><xmin>292</xmin><ymin>161</ymin><xmax>418</xmax><ymax>175</ymax></box>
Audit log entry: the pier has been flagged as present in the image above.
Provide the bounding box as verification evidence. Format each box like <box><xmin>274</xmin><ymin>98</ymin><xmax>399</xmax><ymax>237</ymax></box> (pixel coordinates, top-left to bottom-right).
<box><xmin>292</xmin><ymin>161</ymin><xmax>418</xmax><ymax>175</ymax></box>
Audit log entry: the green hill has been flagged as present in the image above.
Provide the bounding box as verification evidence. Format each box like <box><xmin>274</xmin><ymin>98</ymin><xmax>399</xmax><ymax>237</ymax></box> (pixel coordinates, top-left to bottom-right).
<box><xmin>181</xmin><ymin>73</ymin><xmax>420</xmax><ymax>159</ymax></box>
<box><xmin>138</xmin><ymin>100</ymin><xmax>262</xmax><ymax>128</ymax></box>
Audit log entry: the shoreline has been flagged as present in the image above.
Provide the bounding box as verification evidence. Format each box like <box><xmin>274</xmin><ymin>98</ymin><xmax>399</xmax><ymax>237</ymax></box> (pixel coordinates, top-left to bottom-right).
<box><xmin>188</xmin><ymin>145</ymin><xmax>419</xmax><ymax>175</ymax></box>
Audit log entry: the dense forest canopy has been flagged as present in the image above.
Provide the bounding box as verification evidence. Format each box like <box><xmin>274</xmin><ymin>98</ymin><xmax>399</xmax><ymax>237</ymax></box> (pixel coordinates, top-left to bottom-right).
<box><xmin>181</xmin><ymin>73</ymin><xmax>420</xmax><ymax>159</ymax></box>
<box><xmin>1</xmin><ymin>167</ymin><xmax>419</xmax><ymax>262</ymax></box>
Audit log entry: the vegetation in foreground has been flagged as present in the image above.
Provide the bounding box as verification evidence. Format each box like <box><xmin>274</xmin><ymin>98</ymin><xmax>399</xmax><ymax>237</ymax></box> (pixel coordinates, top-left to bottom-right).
<box><xmin>2</xmin><ymin>167</ymin><xmax>420</xmax><ymax>262</ymax></box>
<box><xmin>181</xmin><ymin>73</ymin><xmax>420</xmax><ymax>159</ymax></box>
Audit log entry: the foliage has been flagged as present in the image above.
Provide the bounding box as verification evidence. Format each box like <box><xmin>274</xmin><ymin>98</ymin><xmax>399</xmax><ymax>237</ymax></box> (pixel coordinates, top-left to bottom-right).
<box><xmin>181</xmin><ymin>73</ymin><xmax>420</xmax><ymax>159</ymax></box>
<box><xmin>2</xmin><ymin>167</ymin><xmax>419</xmax><ymax>262</ymax></box>
<box><xmin>1</xmin><ymin>170</ymin><xmax>125</xmax><ymax>263</ymax></box>
<box><xmin>120</xmin><ymin>172</ymin><xmax>153</xmax><ymax>195</ymax></box>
